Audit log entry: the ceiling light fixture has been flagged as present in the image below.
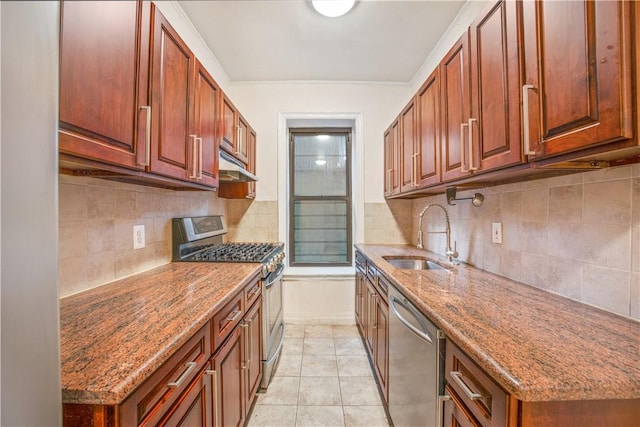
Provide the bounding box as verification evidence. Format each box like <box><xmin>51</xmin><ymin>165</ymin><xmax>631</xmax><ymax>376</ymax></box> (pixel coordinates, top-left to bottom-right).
<box><xmin>312</xmin><ymin>0</ymin><xmax>356</xmax><ymax>18</ymax></box>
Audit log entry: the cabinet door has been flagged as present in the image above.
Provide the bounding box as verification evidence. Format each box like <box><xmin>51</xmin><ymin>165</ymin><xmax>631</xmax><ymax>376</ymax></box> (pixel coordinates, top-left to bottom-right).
<box><xmin>193</xmin><ymin>60</ymin><xmax>220</xmax><ymax>188</ymax></box>
<box><xmin>158</xmin><ymin>365</ymin><xmax>212</xmax><ymax>427</ymax></box>
<box><xmin>364</xmin><ymin>280</ymin><xmax>377</xmax><ymax>356</ymax></box>
<box><xmin>522</xmin><ymin>0</ymin><xmax>633</xmax><ymax>158</ymax></box>
<box><xmin>440</xmin><ymin>34</ymin><xmax>472</xmax><ymax>182</ymax></box>
<box><xmin>236</xmin><ymin>114</ymin><xmax>250</xmax><ymax>164</ymax></box>
<box><xmin>149</xmin><ymin>5</ymin><xmax>195</xmax><ymax>180</ymax></box>
<box><xmin>469</xmin><ymin>0</ymin><xmax>522</xmax><ymax>172</ymax></box>
<box><xmin>211</xmin><ymin>327</ymin><xmax>245</xmax><ymax>427</ymax></box>
<box><xmin>354</xmin><ymin>269</ymin><xmax>365</xmax><ymax>334</ymax></box>
<box><xmin>416</xmin><ymin>69</ymin><xmax>441</xmax><ymax>187</ymax></box>
<box><xmin>444</xmin><ymin>387</ymin><xmax>482</xmax><ymax>427</ymax></box>
<box><xmin>400</xmin><ymin>99</ymin><xmax>417</xmax><ymax>193</ymax></box>
<box><xmin>383</xmin><ymin>126</ymin><xmax>395</xmax><ymax>197</ymax></box>
<box><xmin>59</xmin><ymin>0</ymin><xmax>150</xmax><ymax>169</ymax></box>
<box><xmin>220</xmin><ymin>94</ymin><xmax>237</xmax><ymax>155</ymax></box>
<box><xmin>243</xmin><ymin>298</ymin><xmax>263</xmax><ymax>408</ymax></box>
<box><xmin>373</xmin><ymin>298</ymin><xmax>389</xmax><ymax>404</ymax></box>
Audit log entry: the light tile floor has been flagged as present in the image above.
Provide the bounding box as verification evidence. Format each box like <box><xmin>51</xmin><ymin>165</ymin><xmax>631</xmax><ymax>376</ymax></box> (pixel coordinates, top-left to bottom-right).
<box><xmin>246</xmin><ymin>324</ymin><xmax>391</xmax><ymax>427</ymax></box>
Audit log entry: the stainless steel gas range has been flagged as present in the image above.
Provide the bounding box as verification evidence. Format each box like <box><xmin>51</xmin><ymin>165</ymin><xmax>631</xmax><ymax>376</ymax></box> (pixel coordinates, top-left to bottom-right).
<box><xmin>172</xmin><ymin>215</ymin><xmax>285</xmax><ymax>391</ymax></box>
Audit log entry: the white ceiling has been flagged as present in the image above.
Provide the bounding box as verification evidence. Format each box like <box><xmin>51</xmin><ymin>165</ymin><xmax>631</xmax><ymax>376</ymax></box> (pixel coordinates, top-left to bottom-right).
<box><xmin>178</xmin><ymin>0</ymin><xmax>466</xmax><ymax>83</ymax></box>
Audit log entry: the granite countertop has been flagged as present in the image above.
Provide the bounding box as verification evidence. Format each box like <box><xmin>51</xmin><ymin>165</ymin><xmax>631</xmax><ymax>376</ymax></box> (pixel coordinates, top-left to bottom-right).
<box><xmin>356</xmin><ymin>244</ymin><xmax>640</xmax><ymax>402</ymax></box>
<box><xmin>60</xmin><ymin>262</ymin><xmax>262</xmax><ymax>405</ymax></box>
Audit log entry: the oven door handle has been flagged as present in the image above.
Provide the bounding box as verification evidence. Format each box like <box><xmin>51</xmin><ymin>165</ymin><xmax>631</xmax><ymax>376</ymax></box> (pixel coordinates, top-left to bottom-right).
<box><xmin>265</xmin><ymin>264</ymin><xmax>284</xmax><ymax>289</ymax></box>
<box><xmin>265</xmin><ymin>321</ymin><xmax>285</xmax><ymax>365</ymax></box>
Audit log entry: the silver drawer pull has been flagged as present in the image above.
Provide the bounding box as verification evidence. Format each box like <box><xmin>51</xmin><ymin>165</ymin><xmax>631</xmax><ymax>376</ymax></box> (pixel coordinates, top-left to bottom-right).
<box><xmin>167</xmin><ymin>361</ymin><xmax>196</xmax><ymax>388</ymax></box>
<box><xmin>226</xmin><ymin>309</ymin><xmax>243</xmax><ymax>323</ymax></box>
<box><xmin>450</xmin><ymin>371</ymin><xmax>483</xmax><ymax>400</ymax></box>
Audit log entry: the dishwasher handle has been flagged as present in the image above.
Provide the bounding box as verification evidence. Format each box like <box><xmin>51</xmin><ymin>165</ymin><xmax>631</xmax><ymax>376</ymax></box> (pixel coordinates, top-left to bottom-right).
<box><xmin>389</xmin><ymin>295</ymin><xmax>433</xmax><ymax>344</ymax></box>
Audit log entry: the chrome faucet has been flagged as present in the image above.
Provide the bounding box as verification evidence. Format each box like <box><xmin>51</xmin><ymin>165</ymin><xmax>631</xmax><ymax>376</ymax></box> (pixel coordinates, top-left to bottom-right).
<box><xmin>417</xmin><ymin>203</ymin><xmax>458</xmax><ymax>263</ymax></box>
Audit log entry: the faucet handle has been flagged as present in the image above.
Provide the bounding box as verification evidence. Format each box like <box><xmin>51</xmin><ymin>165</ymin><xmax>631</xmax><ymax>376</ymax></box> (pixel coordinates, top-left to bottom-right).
<box><xmin>447</xmin><ymin>241</ymin><xmax>459</xmax><ymax>260</ymax></box>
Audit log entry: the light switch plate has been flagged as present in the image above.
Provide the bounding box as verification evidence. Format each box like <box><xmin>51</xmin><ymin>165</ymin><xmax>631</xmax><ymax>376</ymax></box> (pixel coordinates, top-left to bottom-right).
<box><xmin>133</xmin><ymin>225</ymin><xmax>145</xmax><ymax>249</ymax></box>
<box><xmin>492</xmin><ymin>222</ymin><xmax>503</xmax><ymax>244</ymax></box>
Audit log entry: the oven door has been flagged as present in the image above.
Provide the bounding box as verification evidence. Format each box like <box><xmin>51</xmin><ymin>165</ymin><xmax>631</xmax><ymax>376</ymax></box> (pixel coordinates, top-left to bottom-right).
<box><xmin>261</xmin><ymin>263</ymin><xmax>285</xmax><ymax>389</ymax></box>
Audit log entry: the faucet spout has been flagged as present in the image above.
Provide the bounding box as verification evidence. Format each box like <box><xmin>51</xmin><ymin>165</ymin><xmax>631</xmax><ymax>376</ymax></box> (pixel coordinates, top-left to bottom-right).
<box><xmin>416</xmin><ymin>203</ymin><xmax>458</xmax><ymax>263</ymax></box>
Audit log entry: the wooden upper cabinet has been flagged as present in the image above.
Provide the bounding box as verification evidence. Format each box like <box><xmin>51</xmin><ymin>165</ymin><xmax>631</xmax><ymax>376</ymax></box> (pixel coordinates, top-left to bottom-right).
<box><xmin>220</xmin><ymin>93</ymin><xmax>238</xmax><ymax>156</ymax></box>
<box><xmin>149</xmin><ymin>6</ymin><xmax>195</xmax><ymax>181</ymax></box>
<box><xmin>59</xmin><ymin>0</ymin><xmax>150</xmax><ymax>169</ymax></box>
<box><xmin>469</xmin><ymin>0</ymin><xmax>523</xmax><ymax>171</ymax></box>
<box><xmin>236</xmin><ymin>114</ymin><xmax>250</xmax><ymax>164</ymax></box>
<box><xmin>440</xmin><ymin>34</ymin><xmax>472</xmax><ymax>182</ymax></box>
<box><xmin>247</xmin><ymin>127</ymin><xmax>257</xmax><ymax>198</ymax></box>
<box><xmin>416</xmin><ymin>69</ymin><xmax>441</xmax><ymax>187</ymax></box>
<box><xmin>400</xmin><ymin>99</ymin><xmax>417</xmax><ymax>193</ymax></box>
<box><xmin>383</xmin><ymin>119</ymin><xmax>401</xmax><ymax>196</ymax></box>
<box><xmin>194</xmin><ymin>61</ymin><xmax>220</xmax><ymax>188</ymax></box>
<box><xmin>522</xmin><ymin>0</ymin><xmax>634</xmax><ymax>158</ymax></box>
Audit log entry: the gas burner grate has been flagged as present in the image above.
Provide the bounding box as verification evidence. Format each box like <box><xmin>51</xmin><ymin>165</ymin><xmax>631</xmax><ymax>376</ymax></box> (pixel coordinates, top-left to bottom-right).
<box><xmin>188</xmin><ymin>242</ymin><xmax>279</xmax><ymax>263</ymax></box>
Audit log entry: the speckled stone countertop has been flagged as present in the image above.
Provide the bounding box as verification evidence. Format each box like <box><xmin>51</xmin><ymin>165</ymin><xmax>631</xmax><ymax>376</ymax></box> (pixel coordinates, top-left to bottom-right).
<box><xmin>356</xmin><ymin>244</ymin><xmax>640</xmax><ymax>402</ymax></box>
<box><xmin>60</xmin><ymin>262</ymin><xmax>261</xmax><ymax>405</ymax></box>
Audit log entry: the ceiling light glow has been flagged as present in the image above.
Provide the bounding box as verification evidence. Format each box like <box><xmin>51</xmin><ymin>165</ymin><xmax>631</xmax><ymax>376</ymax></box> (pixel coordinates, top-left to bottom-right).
<box><xmin>312</xmin><ymin>0</ymin><xmax>356</xmax><ymax>18</ymax></box>
<box><xmin>315</xmin><ymin>159</ymin><xmax>327</xmax><ymax>166</ymax></box>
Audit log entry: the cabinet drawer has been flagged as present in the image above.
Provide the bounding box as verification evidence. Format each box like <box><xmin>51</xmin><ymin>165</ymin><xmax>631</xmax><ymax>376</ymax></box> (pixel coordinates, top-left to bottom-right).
<box><xmin>366</xmin><ymin>262</ymin><xmax>377</xmax><ymax>282</ymax></box>
<box><xmin>119</xmin><ymin>322</ymin><xmax>210</xmax><ymax>426</ymax></box>
<box><xmin>376</xmin><ymin>274</ymin><xmax>390</xmax><ymax>305</ymax></box>
<box><xmin>244</xmin><ymin>279</ymin><xmax>262</xmax><ymax>311</ymax></box>
<box><xmin>446</xmin><ymin>340</ymin><xmax>510</xmax><ymax>427</ymax></box>
<box><xmin>212</xmin><ymin>291</ymin><xmax>244</xmax><ymax>353</ymax></box>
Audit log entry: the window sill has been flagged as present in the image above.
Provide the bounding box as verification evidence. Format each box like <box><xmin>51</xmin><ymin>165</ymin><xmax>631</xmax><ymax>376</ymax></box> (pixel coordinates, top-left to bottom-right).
<box><xmin>284</xmin><ymin>266</ymin><xmax>355</xmax><ymax>277</ymax></box>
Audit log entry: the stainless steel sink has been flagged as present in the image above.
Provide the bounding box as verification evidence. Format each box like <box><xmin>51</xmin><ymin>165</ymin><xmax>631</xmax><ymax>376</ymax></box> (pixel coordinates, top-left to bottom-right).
<box><xmin>383</xmin><ymin>256</ymin><xmax>446</xmax><ymax>270</ymax></box>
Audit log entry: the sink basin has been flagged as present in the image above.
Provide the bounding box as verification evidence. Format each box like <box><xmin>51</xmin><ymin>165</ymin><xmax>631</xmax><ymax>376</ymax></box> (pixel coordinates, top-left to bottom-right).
<box><xmin>383</xmin><ymin>256</ymin><xmax>446</xmax><ymax>270</ymax></box>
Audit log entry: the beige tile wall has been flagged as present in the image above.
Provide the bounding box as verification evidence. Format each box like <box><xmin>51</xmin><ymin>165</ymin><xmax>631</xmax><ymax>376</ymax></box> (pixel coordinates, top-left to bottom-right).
<box><xmin>410</xmin><ymin>164</ymin><xmax>640</xmax><ymax>320</ymax></box>
<box><xmin>226</xmin><ymin>200</ymin><xmax>279</xmax><ymax>242</ymax></box>
<box><xmin>58</xmin><ymin>175</ymin><xmax>225</xmax><ymax>297</ymax></box>
<box><xmin>364</xmin><ymin>200</ymin><xmax>412</xmax><ymax>244</ymax></box>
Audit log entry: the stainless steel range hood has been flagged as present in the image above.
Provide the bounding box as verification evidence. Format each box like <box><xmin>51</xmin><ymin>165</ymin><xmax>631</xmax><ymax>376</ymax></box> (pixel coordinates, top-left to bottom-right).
<box><xmin>219</xmin><ymin>150</ymin><xmax>258</xmax><ymax>182</ymax></box>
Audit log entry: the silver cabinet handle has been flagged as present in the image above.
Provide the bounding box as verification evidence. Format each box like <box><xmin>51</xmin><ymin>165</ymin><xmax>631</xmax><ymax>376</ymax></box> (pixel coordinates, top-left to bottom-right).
<box><xmin>189</xmin><ymin>135</ymin><xmax>198</xmax><ymax>179</ymax></box>
<box><xmin>438</xmin><ymin>394</ymin><xmax>451</xmax><ymax>427</ymax></box>
<box><xmin>167</xmin><ymin>361</ymin><xmax>196</xmax><ymax>388</ymax></box>
<box><xmin>450</xmin><ymin>371</ymin><xmax>483</xmax><ymax>400</ymax></box>
<box><xmin>205</xmin><ymin>369</ymin><xmax>219</xmax><ymax>426</ymax></box>
<box><xmin>226</xmin><ymin>309</ymin><xmax>243</xmax><ymax>323</ymax></box>
<box><xmin>241</xmin><ymin>323</ymin><xmax>249</xmax><ymax>369</ymax></box>
<box><xmin>414</xmin><ymin>153</ymin><xmax>420</xmax><ymax>186</ymax></box>
<box><xmin>386</xmin><ymin>169</ymin><xmax>392</xmax><ymax>193</ymax></box>
<box><xmin>522</xmin><ymin>84</ymin><xmax>536</xmax><ymax>155</ymax></box>
<box><xmin>460</xmin><ymin>122</ymin><xmax>469</xmax><ymax>172</ymax></box>
<box><xmin>196</xmin><ymin>137</ymin><xmax>203</xmax><ymax>179</ymax></box>
<box><xmin>139</xmin><ymin>106</ymin><xmax>151</xmax><ymax>166</ymax></box>
<box><xmin>468</xmin><ymin>118</ymin><xmax>478</xmax><ymax>171</ymax></box>
<box><xmin>389</xmin><ymin>295</ymin><xmax>433</xmax><ymax>344</ymax></box>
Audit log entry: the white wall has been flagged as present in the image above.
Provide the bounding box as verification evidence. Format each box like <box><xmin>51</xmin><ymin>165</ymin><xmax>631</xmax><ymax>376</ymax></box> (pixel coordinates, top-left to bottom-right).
<box><xmin>284</xmin><ymin>276</ymin><xmax>355</xmax><ymax>324</ymax></box>
<box><xmin>1</xmin><ymin>2</ymin><xmax>61</xmax><ymax>425</ymax></box>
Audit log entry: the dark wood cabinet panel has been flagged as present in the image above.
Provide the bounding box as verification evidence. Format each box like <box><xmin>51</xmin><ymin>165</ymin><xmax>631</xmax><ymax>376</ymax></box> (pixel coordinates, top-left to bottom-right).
<box><xmin>373</xmin><ymin>297</ymin><xmax>389</xmax><ymax>404</ymax></box>
<box><xmin>469</xmin><ymin>0</ymin><xmax>522</xmax><ymax>171</ymax></box>
<box><xmin>244</xmin><ymin>298</ymin><xmax>263</xmax><ymax>410</ymax></box>
<box><xmin>400</xmin><ymin>99</ymin><xmax>417</xmax><ymax>193</ymax></box>
<box><xmin>220</xmin><ymin>94</ymin><xmax>237</xmax><ymax>156</ymax></box>
<box><xmin>383</xmin><ymin>119</ymin><xmax>401</xmax><ymax>197</ymax></box>
<box><xmin>193</xmin><ymin>61</ymin><xmax>220</xmax><ymax>188</ymax></box>
<box><xmin>149</xmin><ymin>6</ymin><xmax>195</xmax><ymax>181</ymax></box>
<box><xmin>211</xmin><ymin>327</ymin><xmax>245</xmax><ymax>427</ymax></box>
<box><xmin>444</xmin><ymin>386</ymin><xmax>482</xmax><ymax>427</ymax></box>
<box><xmin>158</xmin><ymin>365</ymin><xmax>212</xmax><ymax>427</ymax></box>
<box><xmin>59</xmin><ymin>0</ymin><xmax>150</xmax><ymax>170</ymax></box>
<box><xmin>522</xmin><ymin>0</ymin><xmax>634</xmax><ymax>158</ymax></box>
<box><xmin>416</xmin><ymin>69</ymin><xmax>441</xmax><ymax>187</ymax></box>
<box><xmin>439</xmin><ymin>35</ymin><xmax>472</xmax><ymax>183</ymax></box>
<box><xmin>236</xmin><ymin>114</ymin><xmax>250</xmax><ymax>165</ymax></box>
<box><xmin>119</xmin><ymin>324</ymin><xmax>210</xmax><ymax>426</ymax></box>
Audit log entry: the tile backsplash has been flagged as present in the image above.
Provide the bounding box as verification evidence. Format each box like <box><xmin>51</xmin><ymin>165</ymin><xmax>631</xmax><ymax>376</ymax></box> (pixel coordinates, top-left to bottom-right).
<box><xmin>410</xmin><ymin>164</ymin><xmax>640</xmax><ymax>320</ymax></box>
<box><xmin>58</xmin><ymin>175</ymin><xmax>225</xmax><ymax>297</ymax></box>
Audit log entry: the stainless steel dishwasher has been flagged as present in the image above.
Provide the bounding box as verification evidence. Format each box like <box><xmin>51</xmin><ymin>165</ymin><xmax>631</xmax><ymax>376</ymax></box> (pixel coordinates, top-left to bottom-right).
<box><xmin>388</xmin><ymin>284</ymin><xmax>445</xmax><ymax>427</ymax></box>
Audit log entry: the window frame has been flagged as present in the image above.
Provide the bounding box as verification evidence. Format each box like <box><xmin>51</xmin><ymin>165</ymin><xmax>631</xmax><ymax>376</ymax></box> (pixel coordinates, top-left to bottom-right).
<box><xmin>288</xmin><ymin>127</ymin><xmax>353</xmax><ymax>267</ymax></box>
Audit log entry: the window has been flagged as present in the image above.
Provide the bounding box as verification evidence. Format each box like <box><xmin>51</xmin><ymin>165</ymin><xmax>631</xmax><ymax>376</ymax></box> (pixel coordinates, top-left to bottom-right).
<box><xmin>289</xmin><ymin>128</ymin><xmax>352</xmax><ymax>266</ymax></box>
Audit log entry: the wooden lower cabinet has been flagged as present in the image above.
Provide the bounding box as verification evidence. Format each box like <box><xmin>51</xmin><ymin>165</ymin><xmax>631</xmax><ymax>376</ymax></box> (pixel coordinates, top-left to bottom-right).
<box><xmin>444</xmin><ymin>386</ymin><xmax>482</xmax><ymax>427</ymax></box>
<box><xmin>244</xmin><ymin>298</ymin><xmax>263</xmax><ymax>410</ymax></box>
<box><xmin>211</xmin><ymin>327</ymin><xmax>245</xmax><ymax>427</ymax></box>
<box><xmin>372</xmin><ymin>295</ymin><xmax>389</xmax><ymax>403</ymax></box>
<box><xmin>157</xmin><ymin>364</ymin><xmax>212</xmax><ymax>427</ymax></box>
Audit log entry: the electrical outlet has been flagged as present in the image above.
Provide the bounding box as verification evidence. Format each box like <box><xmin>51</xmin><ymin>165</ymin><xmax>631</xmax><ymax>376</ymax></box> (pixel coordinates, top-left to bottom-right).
<box><xmin>492</xmin><ymin>222</ymin><xmax>503</xmax><ymax>244</ymax></box>
<box><xmin>133</xmin><ymin>225</ymin><xmax>145</xmax><ymax>249</ymax></box>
